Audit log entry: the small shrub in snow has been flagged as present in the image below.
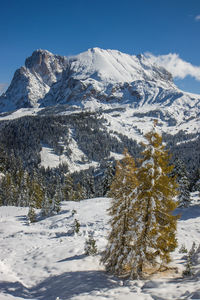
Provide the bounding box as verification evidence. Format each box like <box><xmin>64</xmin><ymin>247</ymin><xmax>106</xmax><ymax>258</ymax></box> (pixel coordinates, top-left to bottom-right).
<box><xmin>179</xmin><ymin>244</ymin><xmax>188</xmax><ymax>254</ymax></box>
<box><xmin>71</xmin><ymin>209</ymin><xmax>77</xmax><ymax>216</ymax></box>
<box><xmin>84</xmin><ymin>236</ymin><xmax>98</xmax><ymax>256</ymax></box>
<box><xmin>27</xmin><ymin>206</ymin><xmax>36</xmax><ymax>223</ymax></box>
<box><xmin>183</xmin><ymin>242</ymin><xmax>198</xmax><ymax>277</ymax></box>
<box><xmin>73</xmin><ymin>218</ymin><xmax>80</xmax><ymax>234</ymax></box>
<box><xmin>189</xmin><ymin>242</ymin><xmax>197</xmax><ymax>256</ymax></box>
<box><xmin>183</xmin><ymin>261</ymin><xmax>193</xmax><ymax>276</ymax></box>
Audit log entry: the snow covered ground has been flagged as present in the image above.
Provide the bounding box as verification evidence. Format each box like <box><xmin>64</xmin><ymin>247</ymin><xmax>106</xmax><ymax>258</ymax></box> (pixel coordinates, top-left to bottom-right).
<box><xmin>0</xmin><ymin>194</ymin><xmax>200</xmax><ymax>300</ymax></box>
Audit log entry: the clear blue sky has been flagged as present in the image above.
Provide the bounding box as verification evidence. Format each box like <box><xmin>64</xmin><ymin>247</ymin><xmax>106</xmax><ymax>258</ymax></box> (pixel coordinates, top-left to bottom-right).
<box><xmin>0</xmin><ymin>0</ymin><xmax>200</xmax><ymax>93</ymax></box>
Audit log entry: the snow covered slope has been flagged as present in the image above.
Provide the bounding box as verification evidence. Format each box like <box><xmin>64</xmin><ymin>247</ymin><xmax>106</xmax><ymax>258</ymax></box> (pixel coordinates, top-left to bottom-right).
<box><xmin>0</xmin><ymin>194</ymin><xmax>200</xmax><ymax>300</ymax></box>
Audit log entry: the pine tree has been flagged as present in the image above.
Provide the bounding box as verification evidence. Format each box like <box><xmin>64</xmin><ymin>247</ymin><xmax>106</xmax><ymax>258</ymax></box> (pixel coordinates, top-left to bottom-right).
<box><xmin>192</xmin><ymin>168</ymin><xmax>200</xmax><ymax>193</ymax></box>
<box><xmin>101</xmin><ymin>163</ymin><xmax>115</xmax><ymax>196</ymax></box>
<box><xmin>28</xmin><ymin>174</ymin><xmax>44</xmax><ymax>209</ymax></box>
<box><xmin>73</xmin><ymin>218</ymin><xmax>80</xmax><ymax>234</ymax></box>
<box><xmin>51</xmin><ymin>185</ymin><xmax>62</xmax><ymax>214</ymax></box>
<box><xmin>130</xmin><ymin>124</ymin><xmax>179</xmax><ymax>278</ymax></box>
<box><xmin>2</xmin><ymin>172</ymin><xmax>17</xmax><ymax>206</ymax></box>
<box><xmin>74</xmin><ymin>183</ymin><xmax>86</xmax><ymax>201</ymax></box>
<box><xmin>16</xmin><ymin>169</ymin><xmax>30</xmax><ymax>207</ymax></box>
<box><xmin>28</xmin><ymin>195</ymin><xmax>37</xmax><ymax>223</ymax></box>
<box><xmin>101</xmin><ymin>149</ymin><xmax>138</xmax><ymax>276</ymax></box>
<box><xmin>84</xmin><ymin>235</ymin><xmax>98</xmax><ymax>256</ymax></box>
<box><xmin>63</xmin><ymin>174</ymin><xmax>76</xmax><ymax>201</ymax></box>
<box><xmin>85</xmin><ymin>174</ymin><xmax>95</xmax><ymax>198</ymax></box>
<box><xmin>171</xmin><ymin>159</ymin><xmax>190</xmax><ymax>207</ymax></box>
<box><xmin>20</xmin><ymin>170</ymin><xmax>30</xmax><ymax>207</ymax></box>
<box><xmin>41</xmin><ymin>192</ymin><xmax>51</xmax><ymax>217</ymax></box>
<box><xmin>28</xmin><ymin>206</ymin><xmax>36</xmax><ymax>223</ymax></box>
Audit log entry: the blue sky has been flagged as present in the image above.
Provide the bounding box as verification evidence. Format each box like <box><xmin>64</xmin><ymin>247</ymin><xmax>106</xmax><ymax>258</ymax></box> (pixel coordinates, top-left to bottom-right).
<box><xmin>0</xmin><ymin>0</ymin><xmax>200</xmax><ymax>94</ymax></box>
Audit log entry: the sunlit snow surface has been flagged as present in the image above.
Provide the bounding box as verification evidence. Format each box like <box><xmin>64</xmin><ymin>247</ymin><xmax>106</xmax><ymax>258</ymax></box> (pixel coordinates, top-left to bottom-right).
<box><xmin>0</xmin><ymin>193</ymin><xmax>200</xmax><ymax>300</ymax></box>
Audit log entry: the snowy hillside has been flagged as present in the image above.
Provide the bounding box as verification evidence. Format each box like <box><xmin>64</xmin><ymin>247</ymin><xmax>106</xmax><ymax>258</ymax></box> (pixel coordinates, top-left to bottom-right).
<box><xmin>0</xmin><ymin>195</ymin><xmax>200</xmax><ymax>300</ymax></box>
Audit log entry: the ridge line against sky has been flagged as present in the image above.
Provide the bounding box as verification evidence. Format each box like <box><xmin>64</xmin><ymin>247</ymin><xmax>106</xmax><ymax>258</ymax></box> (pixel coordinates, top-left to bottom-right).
<box><xmin>0</xmin><ymin>0</ymin><xmax>200</xmax><ymax>94</ymax></box>
<box><xmin>1</xmin><ymin>50</ymin><xmax>200</xmax><ymax>95</ymax></box>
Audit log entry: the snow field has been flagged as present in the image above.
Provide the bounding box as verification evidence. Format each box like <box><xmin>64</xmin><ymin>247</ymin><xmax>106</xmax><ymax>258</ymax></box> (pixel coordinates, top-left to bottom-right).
<box><xmin>0</xmin><ymin>195</ymin><xmax>200</xmax><ymax>299</ymax></box>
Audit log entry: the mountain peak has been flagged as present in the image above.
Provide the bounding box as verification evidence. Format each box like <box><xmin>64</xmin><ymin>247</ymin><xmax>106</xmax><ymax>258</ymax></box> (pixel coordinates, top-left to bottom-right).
<box><xmin>25</xmin><ymin>49</ymin><xmax>54</xmax><ymax>69</ymax></box>
<box><xmin>71</xmin><ymin>47</ymin><xmax>173</xmax><ymax>84</ymax></box>
<box><xmin>1</xmin><ymin>47</ymin><xmax>198</xmax><ymax>113</ymax></box>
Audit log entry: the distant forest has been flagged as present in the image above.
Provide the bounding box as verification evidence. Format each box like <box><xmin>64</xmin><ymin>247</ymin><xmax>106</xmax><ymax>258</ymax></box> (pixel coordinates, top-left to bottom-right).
<box><xmin>0</xmin><ymin>110</ymin><xmax>199</xmax><ymax>210</ymax></box>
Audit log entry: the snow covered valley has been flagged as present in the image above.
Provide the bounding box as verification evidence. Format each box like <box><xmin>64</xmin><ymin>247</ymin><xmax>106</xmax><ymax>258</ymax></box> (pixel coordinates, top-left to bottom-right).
<box><xmin>0</xmin><ymin>195</ymin><xmax>200</xmax><ymax>300</ymax></box>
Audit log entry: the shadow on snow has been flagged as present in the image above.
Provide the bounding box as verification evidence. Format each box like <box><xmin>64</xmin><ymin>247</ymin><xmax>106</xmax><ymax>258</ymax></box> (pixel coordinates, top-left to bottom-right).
<box><xmin>57</xmin><ymin>254</ymin><xmax>86</xmax><ymax>263</ymax></box>
<box><xmin>0</xmin><ymin>270</ymin><xmax>118</xmax><ymax>300</ymax></box>
<box><xmin>175</xmin><ymin>205</ymin><xmax>200</xmax><ymax>221</ymax></box>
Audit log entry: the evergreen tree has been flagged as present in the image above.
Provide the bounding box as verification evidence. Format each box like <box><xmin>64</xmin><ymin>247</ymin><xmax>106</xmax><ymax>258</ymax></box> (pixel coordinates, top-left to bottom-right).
<box><xmin>171</xmin><ymin>159</ymin><xmax>190</xmax><ymax>207</ymax></box>
<box><xmin>28</xmin><ymin>173</ymin><xmax>44</xmax><ymax>209</ymax></box>
<box><xmin>73</xmin><ymin>218</ymin><xmax>80</xmax><ymax>234</ymax></box>
<box><xmin>2</xmin><ymin>172</ymin><xmax>17</xmax><ymax>206</ymax></box>
<box><xmin>27</xmin><ymin>206</ymin><xmax>36</xmax><ymax>223</ymax></box>
<box><xmin>74</xmin><ymin>183</ymin><xmax>86</xmax><ymax>201</ymax></box>
<box><xmin>102</xmin><ymin>125</ymin><xmax>179</xmax><ymax>279</ymax></box>
<box><xmin>51</xmin><ymin>184</ymin><xmax>62</xmax><ymax>214</ymax></box>
<box><xmin>130</xmin><ymin>124</ymin><xmax>179</xmax><ymax>278</ymax></box>
<box><xmin>101</xmin><ymin>149</ymin><xmax>138</xmax><ymax>276</ymax></box>
<box><xmin>101</xmin><ymin>163</ymin><xmax>115</xmax><ymax>196</ymax></box>
<box><xmin>84</xmin><ymin>235</ymin><xmax>98</xmax><ymax>256</ymax></box>
<box><xmin>85</xmin><ymin>173</ymin><xmax>95</xmax><ymax>198</ymax></box>
<box><xmin>63</xmin><ymin>174</ymin><xmax>76</xmax><ymax>201</ymax></box>
<box><xmin>0</xmin><ymin>145</ymin><xmax>7</xmax><ymax>173</ymax></box>
<box><xmin>41</xmin><ymin>192</ymin><xmax>51</xmax><ymax>217</ymax></box>
<box><xmin>20</xmin><ymin>170</ymin><xmax>30</xmax><ymax>207</ymax></box>
<box><xmin>28</xmin><ymin>195</ymin><xmax>37</xmax><ymax>223</ymax></box>
<box><xmin>192</xmin><ymin>168</ymin><xmax>200</xmax><ymax>193</ymax></box>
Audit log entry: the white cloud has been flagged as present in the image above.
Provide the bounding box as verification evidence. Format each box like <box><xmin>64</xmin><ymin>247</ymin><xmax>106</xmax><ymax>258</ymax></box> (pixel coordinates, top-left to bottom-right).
<box><xmin>195</xmin><ymin>15</ymin><xmax>200</xmax><ymax>21</ymax></box>
<box><xmin>0</xmin><ymin>83</ymin><xmax>8</xmax><ymax>95</ymax></box>
<box><xmin>145</xmin><ymin>53</ymin><xmax>200</xmax><ymax>81</ymax></box>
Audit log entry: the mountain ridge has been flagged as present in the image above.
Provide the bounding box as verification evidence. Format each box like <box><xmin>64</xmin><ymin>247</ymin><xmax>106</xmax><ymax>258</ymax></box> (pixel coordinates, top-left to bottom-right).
<box><xmin>1</xmin><ymin>47</ymin><xmax>199</xmax><ymax>114</ymax></box>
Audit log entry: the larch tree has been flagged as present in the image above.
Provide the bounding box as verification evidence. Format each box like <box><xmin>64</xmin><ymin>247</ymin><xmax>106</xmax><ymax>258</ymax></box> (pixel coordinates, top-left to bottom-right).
<box><xmin>130</xmin><ymin>123</ymin><xmax>179</xmax><ymax>278</ymax></box>
<box><xmin>102</xmin><ymin>124</ymin><xmax>179</xmax><ymax>279</ymax></box>
<box><xmin>101</xmin><ymin>149</ymin><xmax>138</xmax><ymax>276</ymax></box>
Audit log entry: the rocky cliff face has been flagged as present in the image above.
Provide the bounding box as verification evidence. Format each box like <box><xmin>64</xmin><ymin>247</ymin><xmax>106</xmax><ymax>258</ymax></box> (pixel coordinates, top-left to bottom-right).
<box><xmin>0</xmin><ymin>47</ymin><xmax>199</xmax><ymax>117</ymax></box>
<box><xmin>0</xmin><ymin>50</ymin><xmax>68</xmax><ymax>111</ymax></box>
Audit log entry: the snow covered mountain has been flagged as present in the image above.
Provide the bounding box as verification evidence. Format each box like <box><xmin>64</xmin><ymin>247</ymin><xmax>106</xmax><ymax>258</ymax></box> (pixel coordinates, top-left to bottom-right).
<box><xmin>0</xmin><ymin>47</ymin><xmax>199</xmax><ymax>116</ymax></box>
<box><xmin>0</xmin><ymin>48</ymin><xmax>199</xmax><ymax>174</ymax></box>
